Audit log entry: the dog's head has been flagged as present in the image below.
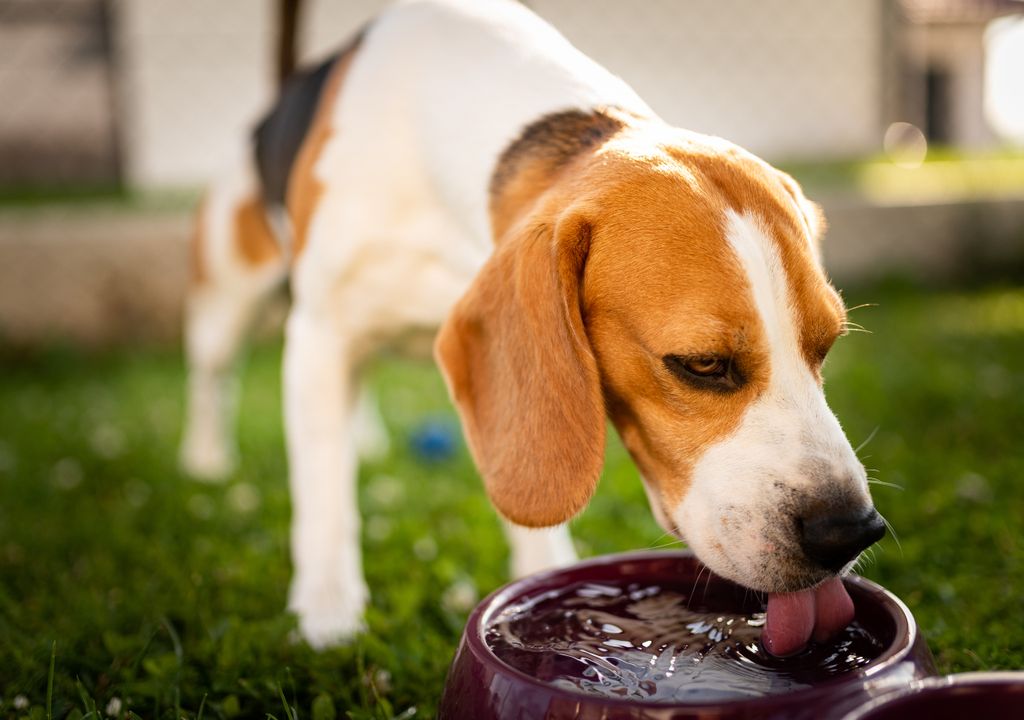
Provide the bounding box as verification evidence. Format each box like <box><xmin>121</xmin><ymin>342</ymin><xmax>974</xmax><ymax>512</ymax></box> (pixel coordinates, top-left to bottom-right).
<box><xmin>435</xmin><ymin>121</ymin><xmax>882</xmax><ymax>594</ymax></box>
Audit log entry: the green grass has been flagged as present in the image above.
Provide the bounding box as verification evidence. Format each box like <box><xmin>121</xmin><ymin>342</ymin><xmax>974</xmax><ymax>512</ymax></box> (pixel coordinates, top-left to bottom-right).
<box><xmin>0</xmin><ymin>187</ymin><xmax>200</xmax><ymax>214</ymax></box>
<box><xmin>779</xmin><ymin>146</ymin><xmax>1024</xmax><ymax>203</ymax></box>
<box><xmin>1</xmin><ymin>283</ymin><xmax>1022</xmax><ymax>718</ymax></box>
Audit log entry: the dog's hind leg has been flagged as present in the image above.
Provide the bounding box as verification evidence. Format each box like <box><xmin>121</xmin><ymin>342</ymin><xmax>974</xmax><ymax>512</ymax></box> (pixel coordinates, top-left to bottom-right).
<box><xmin>180</xmin><ymin>163</ymin><xmax>286</xmax><ymax>481</ymax></box>
<box><xmin>504</xmin><ymin>521</ymin><xmax>579</xmax><ymax>579</ymax></box>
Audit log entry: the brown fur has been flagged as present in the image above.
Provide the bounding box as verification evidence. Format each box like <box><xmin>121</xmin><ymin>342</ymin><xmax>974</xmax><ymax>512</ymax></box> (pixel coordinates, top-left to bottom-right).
<box><xmin>489</xmin><ymin>108</ymin><xmax>628</xmax><ymax>241</ymax></box>
<box><xmin>286</xmin><ymin>36</ymin><xmax>363</xmax><ymax>259</ymax></box>
<box><xmin>435</xmin><ymin>209</ymin><xmax>605</xmax><ymax>527</ymax></box>
<box><xmin>437</xmin><ymin>116</ymin><xmax>846</xmax><ymax>527</ymax></box>
<box><xmin>667</xmin><ymin>148</ymin><xmax>846</xmax><ymax>374</ymax></box>
<box><xmin>234</xmin><ymin>196</ymin><xmax>281</xmax><ymax>266</ymax></box>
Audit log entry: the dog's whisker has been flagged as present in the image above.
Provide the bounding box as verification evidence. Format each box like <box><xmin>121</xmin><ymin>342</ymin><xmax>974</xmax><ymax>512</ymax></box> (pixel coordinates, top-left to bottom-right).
<box><xmin>854</xmin><ymin>545</ymin><xmax>877</xmax><ymax>573</ymax></box>
<box><xmin>841</xmin><ymin>325</ymin><xmax>873</xmax><ymax>335</ymax></box>
<box><xmin>649</xmin><ymin>538</ymin><xmax>684</xmax><ymax>550</ymax></box>
<box><xmin>646</xmin><ymin>532</ymin><xmax>671</xmax><ymax>548</ymax></box>
<box><xmin>846</xmin><ymin>302</ymin><xmax>878</xmax><ymax>313</ymax></box>
<box><xmin>878</xmin><ymin>512</ymin><xmax>903</xmax><ymax>557</ymax></box>
<box><xmin>646</xmin><ymin>531</ymin><xmax>680</xmax><ymax>549</ymax></box>
<box><xmin>854</xmin><ymin>426</ymin><xmax>880</xmax><ymax>455</ymax></box>
<box><xmin>866</xmin><ymin>478</ymin><xmax>904</xmax><ymax>491</ymax></box>
<box><xmin>689</xmin><ymin>563</ymin><xmax>709</xmax><ymax>603</ymax></box>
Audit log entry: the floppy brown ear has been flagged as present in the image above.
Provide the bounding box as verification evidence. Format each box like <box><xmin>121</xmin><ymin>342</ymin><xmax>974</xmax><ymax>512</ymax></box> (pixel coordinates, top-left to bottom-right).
<box><xmin>434</xmin><ymin>213</ymin><xmax>605</xmax><ymax>527</ymax></box>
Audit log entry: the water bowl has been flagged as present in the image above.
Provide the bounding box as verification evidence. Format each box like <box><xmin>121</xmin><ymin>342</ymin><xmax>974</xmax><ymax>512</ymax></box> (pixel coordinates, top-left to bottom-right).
<box><xmin>840</xmin><ymin>672</ymin><xmax>1024</xmax><ymax>720</ymax></box>
<box><xmin>439</xmin><ymin>550</ymin><xmax>935</xmax><ymax>719</ymax></box>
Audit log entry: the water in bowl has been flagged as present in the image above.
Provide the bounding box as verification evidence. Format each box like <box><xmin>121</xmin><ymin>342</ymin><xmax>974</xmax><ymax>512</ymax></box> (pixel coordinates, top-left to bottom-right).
<box><xmin>485</xmin><ymin>579</ymin><xmax>885</xmax><ymax>703</ymax></box>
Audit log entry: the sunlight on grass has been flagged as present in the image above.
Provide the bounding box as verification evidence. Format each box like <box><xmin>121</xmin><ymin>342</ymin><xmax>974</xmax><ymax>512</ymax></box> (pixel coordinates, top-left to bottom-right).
<box><xmin>782</xmin><ymin>149</ymin><xmax>1024</xmax><ymax>202</ymax></box>
<box><xmin>858</xmin><ymin>156</ymin><xmax>1024</xmax><ymax>204</ymax></box>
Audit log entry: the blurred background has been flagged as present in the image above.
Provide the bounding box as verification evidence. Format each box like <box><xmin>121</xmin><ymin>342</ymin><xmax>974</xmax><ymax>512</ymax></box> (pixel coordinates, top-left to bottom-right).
<box><xmin>1</xmin><ymin>0</ymin><xmax>1024</xmax><ymax>343</ymax></box>
<box><xmin>1</xmin><ymin>1</ymin><xmax>1022</xmax><ymax>718</ymax></box>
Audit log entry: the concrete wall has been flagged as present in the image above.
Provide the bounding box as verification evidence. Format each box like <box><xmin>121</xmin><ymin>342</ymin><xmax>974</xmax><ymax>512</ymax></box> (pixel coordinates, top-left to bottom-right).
<box><xmin>3</xmin><ymin>195</ymin><xmax>1021</xmax><ymax>347</ymax></box>
<box><xmin>530</xmin><ymin>0</ymin><xmax>886</xmax><ymax>160</ymax></box>
<box><xmin>113</xmin><ymin>0</ymin><xmax>385</xmax><ymax>188</ymax></box>
<box><xmin>113</xmin><ymin>0</ymin><xmax>887</xmax><ymax>190</ymax></box>
<box><xmin>902</xmin><ymin>21</ymin><xmax>994</xmax><ymax>148</ymax></box>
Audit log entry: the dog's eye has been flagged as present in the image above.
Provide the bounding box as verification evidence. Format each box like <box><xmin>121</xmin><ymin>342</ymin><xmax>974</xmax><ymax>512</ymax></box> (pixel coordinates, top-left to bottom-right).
<box><xmin>682</xmin><ymin>356</ymin><xmax>725</xmax><ymax>377</ymax></box>
<box><xmin>663</xmin><ymin>354</ymin><xmax>743</xmax><ymax>392</ymax></box>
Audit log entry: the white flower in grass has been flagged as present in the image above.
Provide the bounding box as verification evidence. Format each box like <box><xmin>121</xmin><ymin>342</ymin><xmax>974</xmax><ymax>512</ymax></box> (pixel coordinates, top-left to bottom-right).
<box><xmin>366</xmin><ymin>475</ymin><xmax>404</xmax><ymax>507</ymax></box>
<box><xmin>12</xmin><ymin>695</ymin><xmax>28</xmax><ymax>710</ymax></box>
<box><xmin>226</xmin><ymin>482</ymin><xmax>261</xmax><ymax>513</ymax></box>
<box><xmin>412</xmin><ymin>536</ymin><xmax>437</xmax><ymax>561</ymax></box>
<box><xmin>362</xmin><ymin>667</ymin><xmax>392</xmax><ymax>694</ymax></box>
<box><xmin>442</xmin><ymin>576</ymin><xmax>478</xmax><ymax>613</ymax></box>
<box><xmin>105</xmin><ymin>696</ymin><xmax>123</xmax><ymax>716</ymax></box>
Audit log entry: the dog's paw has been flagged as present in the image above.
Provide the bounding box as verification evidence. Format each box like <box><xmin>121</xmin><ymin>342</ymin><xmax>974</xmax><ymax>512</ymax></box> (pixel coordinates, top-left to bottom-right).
<box><xmin>289</xmin><ymin>580</ymin><xmax>369</xmax><ymax>649</ymax></box>
<box><xmin>178</xmin><ymin>437</ymin><xmax>236</xmax><ymax>482</ymax></box>
<box><xmin>297</xmin><ymin>607</ymin><xmax>366</xmax><ymax>649</ymax></box>
<box><xmin>507</xmin><ymin>524</ymin><xmax>578</xmax><ymax>579</ymax></box>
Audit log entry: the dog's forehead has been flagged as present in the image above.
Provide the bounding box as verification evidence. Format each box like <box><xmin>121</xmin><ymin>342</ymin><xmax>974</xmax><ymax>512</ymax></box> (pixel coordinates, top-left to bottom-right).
<box><xmin>583</xmin><ymin>146</ymin><xmax>842</xmax><ymax>356</ymax></box>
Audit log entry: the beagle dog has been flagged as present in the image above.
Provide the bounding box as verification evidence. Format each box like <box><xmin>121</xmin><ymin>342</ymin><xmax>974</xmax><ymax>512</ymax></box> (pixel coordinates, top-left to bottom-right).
<box><xmin>180</xmin><ymin>0</ymin><xmax>884</xmax><ymax>654</ymax></box>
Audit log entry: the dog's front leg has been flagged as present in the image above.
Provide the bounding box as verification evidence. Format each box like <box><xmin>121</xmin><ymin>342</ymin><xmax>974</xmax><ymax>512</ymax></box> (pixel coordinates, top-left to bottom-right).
<box><xmin>503</xmin><ymin>522</ymin><xmax>578</xmax><ymax>579</ymax></box>
<box><xmin>283</xmin><ymin>308</ymin><xmax>367</xmax><ymax>648</ymax></box>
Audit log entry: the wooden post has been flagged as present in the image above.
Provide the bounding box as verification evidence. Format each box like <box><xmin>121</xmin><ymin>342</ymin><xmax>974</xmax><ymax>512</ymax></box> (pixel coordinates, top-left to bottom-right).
<box><xmin>277</xmin><ymin>0</ymin><xmax>303</xmax><ymax>88</ymax></box>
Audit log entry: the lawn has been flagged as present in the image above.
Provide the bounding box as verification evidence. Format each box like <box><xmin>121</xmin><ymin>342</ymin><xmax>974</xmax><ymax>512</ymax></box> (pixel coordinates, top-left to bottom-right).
<box><xmin>780</xmin><ymin>146</ymin><xmax>1024</xmax><ymax>203</ymax></box>
<box><xmin>1</xmin><ymin>282</ymin><xmax>1022</xmax><ymax>719</ymax></box>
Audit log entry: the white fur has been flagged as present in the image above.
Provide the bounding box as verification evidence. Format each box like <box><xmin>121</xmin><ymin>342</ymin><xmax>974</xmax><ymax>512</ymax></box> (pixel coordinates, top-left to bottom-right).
<box><xmin>672</xmin><ymin>210</ymin><xmax>869</xmax><ymax>592</ymax></box>
<box><xmin>180</xmin><ymin>155</ymin><xmax>286</xmax><ymax>480</ymax></box>
<box><xmin>280</xmin><ymin>0</ymin><xmax>654</xmax><ymax>645</ymax></box>
<box><xmin>503</xmin><ymin>522</ymin><xmax>579</xmax><ymax>580</ymax></box>
<box><xmin>185</xmin><ymin>0</ymin><xmax>857</xmax><ymax>647</ymax></box>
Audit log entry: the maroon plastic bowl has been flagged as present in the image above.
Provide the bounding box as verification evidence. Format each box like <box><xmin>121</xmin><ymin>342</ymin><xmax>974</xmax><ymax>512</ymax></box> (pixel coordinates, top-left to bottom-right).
<box><xmin>439</xmin><ymin>550</ymin><xmax>936</xmax><ymax>720</ymax></box>
<box><xmin>840</xmin><ymin>672</ymin><xmax>1024</xmax><ymax>720</ymax></box>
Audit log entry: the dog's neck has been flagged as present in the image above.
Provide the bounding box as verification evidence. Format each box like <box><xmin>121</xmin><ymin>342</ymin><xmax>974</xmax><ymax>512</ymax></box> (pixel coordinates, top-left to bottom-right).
<box><xmin>488</xmin><ymin>108</ymin><xmax>638</xmax><ymax>243</ymax></box>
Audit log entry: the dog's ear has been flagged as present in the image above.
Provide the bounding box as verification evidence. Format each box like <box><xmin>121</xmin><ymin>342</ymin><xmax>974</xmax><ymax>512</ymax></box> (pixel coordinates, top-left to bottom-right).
<box><xmin>775</xmin><ymin>170</ymin><xmax>827</xmax><ymax>254</ymax></box>
<box><xmin>435</xmin><ymin>212</ymin><xmax>604</xmax><ymax>527</ymax></box>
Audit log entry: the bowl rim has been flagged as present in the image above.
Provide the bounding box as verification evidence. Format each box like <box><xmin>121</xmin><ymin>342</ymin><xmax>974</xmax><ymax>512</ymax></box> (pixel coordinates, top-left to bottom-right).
<box><xmin>464</xmin><ymin>548</ymin><xmax>920</xmax><ymax>711</ymax></box>
<box><xmin>837</xmin><ymin>671</ymin><xmax>1024</xmax><ymax>719</ymax></box>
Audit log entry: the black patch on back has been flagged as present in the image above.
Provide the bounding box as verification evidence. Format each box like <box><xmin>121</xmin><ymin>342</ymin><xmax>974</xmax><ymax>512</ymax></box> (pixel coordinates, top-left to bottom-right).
<box><xmin>489</xmin><ymin>108</ymin><xmax>627</xmax><ymax>202</ymax></box>
<box><xmin>252</xmin><ymin>29</ymin><xmax>365</xmax><ymax>209</ymax></box>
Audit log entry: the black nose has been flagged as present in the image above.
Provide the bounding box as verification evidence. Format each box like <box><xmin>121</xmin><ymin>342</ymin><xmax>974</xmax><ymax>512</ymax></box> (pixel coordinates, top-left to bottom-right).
<box><xmin>798</xmin><ymin>506</ymin><xmax>886</xmax><ymax>571</ymax></box>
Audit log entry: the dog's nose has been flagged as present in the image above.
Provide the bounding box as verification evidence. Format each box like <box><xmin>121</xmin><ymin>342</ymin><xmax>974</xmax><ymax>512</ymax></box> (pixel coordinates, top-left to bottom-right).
<box><xmin>798</xmin><ymin>506</ymin><xmax>886</xmax><ymax>571</ymax></box>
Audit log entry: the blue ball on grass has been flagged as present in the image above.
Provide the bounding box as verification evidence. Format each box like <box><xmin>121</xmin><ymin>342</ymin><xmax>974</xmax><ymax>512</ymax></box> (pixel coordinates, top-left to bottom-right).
<box><xmin>409</xmin><ymin>419</ymin><xmax>459</xmax><ymax>462</ymax></box>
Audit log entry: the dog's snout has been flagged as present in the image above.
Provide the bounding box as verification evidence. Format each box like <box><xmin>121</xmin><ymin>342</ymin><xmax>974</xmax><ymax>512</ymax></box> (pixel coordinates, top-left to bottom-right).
<box><xmin>798</xmin><ymin>506</ymin><xmax>886</xmax><ymax>572</ymax></box>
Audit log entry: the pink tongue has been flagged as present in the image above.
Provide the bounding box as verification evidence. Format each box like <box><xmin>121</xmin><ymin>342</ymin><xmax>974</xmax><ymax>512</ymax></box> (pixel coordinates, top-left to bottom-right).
<box><xmin>812</xmin><ymin>576</ymin><xmax>856</xmax><ymax>642</ymax></box>
<box><xmin>763</xmin><ymin>577</ymin><xmax>855</xmax><ymax>657</ymax></box>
